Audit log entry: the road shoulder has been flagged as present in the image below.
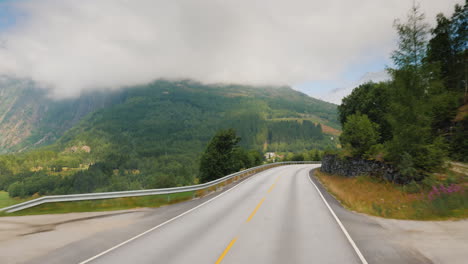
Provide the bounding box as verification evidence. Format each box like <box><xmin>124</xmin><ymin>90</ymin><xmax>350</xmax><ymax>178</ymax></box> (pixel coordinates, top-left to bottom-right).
<box><xmin>309</xmin><ymin>169</ymin><xmax>468</xmax><ymax>264</ymax></box>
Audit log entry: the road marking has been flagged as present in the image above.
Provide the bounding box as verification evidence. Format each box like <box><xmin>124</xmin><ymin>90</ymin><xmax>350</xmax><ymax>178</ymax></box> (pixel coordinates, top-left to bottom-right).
<box><xmin>77</xmin><ymin>169</ymin><xmax>265</xmax><ymax>264</ymax></box>
<box><xmin>215</xmin><ymin>238</ymin><xmax>237</xmax><ymax>264</ymax></box>
<box><xmin>307</xmin><ymin>170</ymin><xmax>368</xmax><ymax>264</ymax></box>
<box><xmin>267</xmin><ymin>176</ymin><xmax>281</xmax><ymax>193</ymax></box>
<box><xmin>246</xmin><ymin>197</ymin><xmax>265</xmax><ymax>222</ymax></box>
<box><xmin>267</xmin><ymin>183</ymin><xmax>276</xmax><ymax>193</ymax></box>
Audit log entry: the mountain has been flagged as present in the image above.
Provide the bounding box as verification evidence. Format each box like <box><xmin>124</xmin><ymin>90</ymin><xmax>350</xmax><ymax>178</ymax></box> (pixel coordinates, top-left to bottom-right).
<box><xmin>0</xmin><ymin>77</ymin><xmax>120</xmax><ymax>153</ymax></box>
<box><xmin>0</xmin><ymin>79</ymin><xmax>340</xmax><ymax>197</ymax></box>
<box><xmin>0</xmin><ymin>78</ymin><xmax>339</xmax><ymax>154</ymax></box>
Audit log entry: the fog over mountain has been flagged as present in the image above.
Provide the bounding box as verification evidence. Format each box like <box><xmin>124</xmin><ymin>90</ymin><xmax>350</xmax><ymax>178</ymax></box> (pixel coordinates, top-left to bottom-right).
<box><xmin>0</xmin><ymin>0</ymin><xmax>462</xmax><ymax>98</ymax></box>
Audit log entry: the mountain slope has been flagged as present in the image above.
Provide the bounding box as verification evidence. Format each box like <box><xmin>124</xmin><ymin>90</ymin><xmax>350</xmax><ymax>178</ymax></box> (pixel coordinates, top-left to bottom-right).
<box><xmin>0</xmin><ymin>77</ymin><xmax>120</xmax><ymax>153</ymax></box>
<box><xmin>0</xmin><ymin>79</ymin><xmax>340</xmax><ymax>197</ymax></box>
<box><xmin>0</xmin><ymin>78</ymin><xmax>339</xmax><ymax>154</ymax></box>
<box><xmin>56</xmin><ymin>80</ymin><xmax>339</xmax><ymax>156</ymax></box>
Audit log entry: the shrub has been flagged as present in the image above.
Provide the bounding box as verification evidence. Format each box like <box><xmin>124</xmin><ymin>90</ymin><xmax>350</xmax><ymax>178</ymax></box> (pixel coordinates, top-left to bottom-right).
<box><xmin>340</xmin><ymin>113</ymin><xmax>380</xmax><ymax>157</ymax></box>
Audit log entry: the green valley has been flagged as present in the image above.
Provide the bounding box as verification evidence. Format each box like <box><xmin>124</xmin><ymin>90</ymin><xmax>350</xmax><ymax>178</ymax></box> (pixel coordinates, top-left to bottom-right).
<box><xmin>0</xmin><ymin>80</ymin><xmax>339</xmax><ymax>198</ymax></box>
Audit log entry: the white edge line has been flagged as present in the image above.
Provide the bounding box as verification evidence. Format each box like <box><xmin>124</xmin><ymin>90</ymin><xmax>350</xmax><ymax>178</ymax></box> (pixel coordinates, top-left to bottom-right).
<box><xmin>78</xmin><ymin>168</ymin><xmax>267</xmax><ymax>264</ymax></box>
<box><xmin>307</xmin><ymin>169</ymin><xmax>368</xmax><ymax>264</ymax></box>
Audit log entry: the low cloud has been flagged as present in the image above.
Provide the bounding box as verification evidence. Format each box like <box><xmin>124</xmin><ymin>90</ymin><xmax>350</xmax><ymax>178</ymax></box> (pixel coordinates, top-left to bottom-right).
<box><xmin>0</xmin><ymin>0</ymin><xmax>462</xmax><ymax>97</ymax></box>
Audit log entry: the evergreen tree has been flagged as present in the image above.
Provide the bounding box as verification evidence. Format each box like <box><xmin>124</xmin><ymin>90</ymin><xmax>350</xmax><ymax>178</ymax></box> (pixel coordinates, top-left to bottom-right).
<box><xmin>391</xmin><ymin>3</ymin><xmax>430</xmax><ymax>69</ymax></box>
<box><xmin>426</xmin><ymin>1</ymin><xmax>467</xmax><ymax>97</ymax></box>
<box><xmin>199</xmin><ymin>129</ymin><xmax>241</xmax><ymax>183</ymax></box>
<box><xmin>450</xmin><ymin>1</ymin><xmax>468</xmax><ymax>100</ymax></box>
<box><xmin>387</xmin><ymin>4</ymin><xmax>447</xmax><ymax>175</ymax></box>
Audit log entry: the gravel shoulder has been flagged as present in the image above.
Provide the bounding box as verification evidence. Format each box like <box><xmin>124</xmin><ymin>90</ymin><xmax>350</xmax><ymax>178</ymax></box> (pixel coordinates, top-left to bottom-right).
<box><xmin>310</xmin><ymin>170</ymin><xmax>468</xmax><ymax>264</ymax></box>
<box><xmin>0</xmin><ymin>209</ymin><xmax>149</xmax><ymax>263</ymax></box>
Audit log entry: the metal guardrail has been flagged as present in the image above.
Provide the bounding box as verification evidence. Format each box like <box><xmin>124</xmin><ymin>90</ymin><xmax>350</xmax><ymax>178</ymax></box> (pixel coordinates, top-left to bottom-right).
<box><xmin>0</xmin><ymin>161</ymin><xmax>320</xmax><ymax>213</ymax></box>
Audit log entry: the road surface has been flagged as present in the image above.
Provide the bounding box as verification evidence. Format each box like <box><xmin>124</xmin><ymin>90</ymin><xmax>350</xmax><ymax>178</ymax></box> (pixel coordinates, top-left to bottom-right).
<box><xmin>5</xmin><ymin>164</ymin><xmax>464</xmax><ymax>264</ymax></box>
<box><xmin>76</xmin><ymin>164</ymin><xmax>362</xmax><ymax>264</ymax></box>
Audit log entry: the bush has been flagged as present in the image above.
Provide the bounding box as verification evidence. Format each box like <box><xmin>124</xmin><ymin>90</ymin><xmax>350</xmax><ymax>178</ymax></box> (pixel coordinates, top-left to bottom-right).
<box><xmin>364</xmin><ymin>144</ymin><xmax>386</xmax><ymax>161</ymax></box>
<box><xmin>8</xmin><ymin>182</ymin><xmax>26</xmax><ymax>198</ymax></box>
<box><xmin>291</xmin><ymin>153</ymin><xmax>304</xmax><ymax>161</ymax></box>
<box><xmin>340</xmin><ymin>113</ymin><xmax>380</xmax><ymax>157</ymax></box>
<box><xmin>397</xmin><ymin>152</ymin><xmax>418</xmax><ymax>181</ymax></box>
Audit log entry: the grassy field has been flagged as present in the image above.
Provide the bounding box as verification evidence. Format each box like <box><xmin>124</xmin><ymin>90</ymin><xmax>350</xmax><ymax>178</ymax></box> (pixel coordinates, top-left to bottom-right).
<box><xmin>0</xmin><ymin>191</ymin><xmax>30</xmax><ymax>208</ymax></box>
<box><xmin>314</xmin><ymin>169</ymin><xmax>468</xmax><ymax>220</ymax></box>
<box><xmin>0</xmin><ymin>191</ymin><xmax>194</xmax><ymax>217</ymax></box>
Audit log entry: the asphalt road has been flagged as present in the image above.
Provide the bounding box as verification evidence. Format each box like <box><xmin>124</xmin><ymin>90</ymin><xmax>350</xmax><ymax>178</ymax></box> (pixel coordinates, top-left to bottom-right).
<box><xmin>74</xmin><ymin>165</ymin><xmax>362</xmax><ymax>264</ymax></box>
<box><xmin>17</xmin><ymin>165</ymin><xmax>468</xmax><ymax>264</ymax></box>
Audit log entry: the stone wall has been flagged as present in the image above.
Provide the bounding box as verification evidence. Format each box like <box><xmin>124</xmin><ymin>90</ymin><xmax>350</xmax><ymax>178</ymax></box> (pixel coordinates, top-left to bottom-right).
<box><xmin>321</xmin><ymin>154</ymin><xmax>405</xmax><ymax>184</ymax></box>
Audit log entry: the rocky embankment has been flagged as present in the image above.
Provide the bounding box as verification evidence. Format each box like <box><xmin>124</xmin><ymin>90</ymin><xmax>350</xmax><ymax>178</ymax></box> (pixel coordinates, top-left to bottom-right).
<box><xmin>321</xmin><ymin>154</ymin><xmax>406</xmax><ymax>183</ymax></box>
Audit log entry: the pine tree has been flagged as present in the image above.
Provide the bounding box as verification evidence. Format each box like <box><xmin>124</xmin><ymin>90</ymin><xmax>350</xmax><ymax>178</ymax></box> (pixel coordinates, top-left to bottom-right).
<box><xmin>387</xmin><ymin>3</ymin><xmax>447</xmax><ymax>178</ymax></box>
<box><xmin>198</xmin><ymin>129</ymin><xmax>241</xmax><ymax>183</ymax></box>
<box><xmin>391</xmin><ymin>3</ymin><xmax>430</xmax><ymax>69</ymax></box>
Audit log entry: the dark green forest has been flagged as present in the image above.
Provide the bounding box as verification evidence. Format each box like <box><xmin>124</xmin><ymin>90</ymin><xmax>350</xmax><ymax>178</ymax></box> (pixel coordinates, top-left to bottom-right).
<box><xmin>338</xmin><ymin>2</ymin><xmax>467</xmax><ymax>182</ymax></box>
<box><xmin>0</xmin><ymin>81</ymin><xmax>338</xmax><ymax>198</ymax></box>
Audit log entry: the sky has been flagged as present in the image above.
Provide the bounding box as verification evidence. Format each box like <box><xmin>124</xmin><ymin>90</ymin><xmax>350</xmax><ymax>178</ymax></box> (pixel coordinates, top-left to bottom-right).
<box><xmin>0</xmin><ymin>0</ymin><xmax>463</xmax><ymax>102</ymax></box>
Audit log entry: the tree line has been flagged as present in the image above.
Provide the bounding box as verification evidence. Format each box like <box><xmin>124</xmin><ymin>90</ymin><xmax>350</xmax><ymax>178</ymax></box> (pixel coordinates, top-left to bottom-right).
<box><xmin>338</xmin><ymin>1</ymin><xmax>467</xmax><ymax>182</ymax></box>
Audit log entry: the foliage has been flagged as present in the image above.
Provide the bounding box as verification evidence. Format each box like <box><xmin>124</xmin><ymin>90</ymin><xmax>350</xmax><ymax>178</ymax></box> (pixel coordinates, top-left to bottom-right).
<box><xmin>340</xmin><ymin>114</ymin><xmax>380</xmax><ymax>157</ymax></box>
<box><xmin>391</xmin><ymin>3</ymin><xmax>430</xmax><ymax>68</ymax></box>
<box><xmin>198</xmin><ymin>129</ymin><xmax>262</xmax><ymax>183</ymax></box>
<box><xmin>339</xmin><ymin>82</ymin><xmax>392</xmax><ymax>142</ymax></box>
<box><xmin>290</xmin><ymin>153</ymin><xmax>305</xmax><ymax>161</ymax></box>
<box><xmin>426</xmin><ymin>1</ymin><xmax>467</xmax><ymax>95</ymax></box>
<box><xmin>337</xmin><ymin>2</ymin><xmax>466</xmax><ymax>183</ymax></box>
<box><xmin>450</xmin><ymin>117</ymin><xmax>468</xmax><ymax>162</ymax></box>
<box><xmin>199</xmin><ymin>129</ymin><xmax>241</xmax><ymax>183</ymax></box>
<box><xmin>396</xmin><ymin>152</ymin><xmax>418</xmax><ymax>180</ymax></box>
<box><xmin>312</xmin><ymin>149</ymin><xmax>321</xmax><ymax>161</ymax></box>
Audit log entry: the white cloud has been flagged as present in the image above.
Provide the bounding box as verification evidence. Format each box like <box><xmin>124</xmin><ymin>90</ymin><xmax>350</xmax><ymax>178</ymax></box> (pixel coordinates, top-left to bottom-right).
<box><xmin>0</xmin><ymin>0</ymin><xmax>462</xmax><ymax>97</ymax></box>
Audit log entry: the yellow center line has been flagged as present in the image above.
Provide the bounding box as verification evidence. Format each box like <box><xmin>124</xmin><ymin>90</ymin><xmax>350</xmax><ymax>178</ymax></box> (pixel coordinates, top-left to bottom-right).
<box><xmin>267</xmin><ymin>183</ymin><xmax>276</xmax><ymax>193</ymax></box>
<box><xmin>215</xmin><ymin>238</ymin><xmax>237</xmax><ymax>264</ymax></box>
<box><xmin>268</xmin><ymin>176</ymin><xmax>281</xmax><ymax>193</ymax></box>
<box><xmin>246</xmin><ymin>197</ymin><xmax>265</xmax><ymax>222</ymax></box>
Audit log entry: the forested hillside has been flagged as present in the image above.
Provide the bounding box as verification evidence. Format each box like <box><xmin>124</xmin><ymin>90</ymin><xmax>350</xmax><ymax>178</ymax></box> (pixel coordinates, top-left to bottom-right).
<box><xmin>0</xmin><ymin>80</ymin><xmax>339</xmax><ymax>197</ymax></box>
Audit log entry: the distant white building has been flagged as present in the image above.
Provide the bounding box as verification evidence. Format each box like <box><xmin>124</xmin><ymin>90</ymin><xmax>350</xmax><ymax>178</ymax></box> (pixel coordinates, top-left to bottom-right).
<box><xmin>264</xmin><ymin>152</ymin><xmax>276</xmax><ymax>160</ymax></box>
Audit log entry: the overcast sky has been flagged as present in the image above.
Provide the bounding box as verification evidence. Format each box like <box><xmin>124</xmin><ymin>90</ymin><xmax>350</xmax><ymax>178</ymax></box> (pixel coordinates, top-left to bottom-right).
<box><xmin>0</xmin><ymin>0</ymin><xmax>463</xmax><ymax>101</ymax></box>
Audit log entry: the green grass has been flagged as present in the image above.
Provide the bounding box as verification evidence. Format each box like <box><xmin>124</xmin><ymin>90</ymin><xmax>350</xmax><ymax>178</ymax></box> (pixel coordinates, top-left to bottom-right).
<box><xmin>0</xmin><ymin>191</ymin><xmax>30</xmax><ymax>208</ymax></box>
<box><xmin>0</xmin><ymin>191</ymin><xmax>195</xmax><ymax>217</ymax></box>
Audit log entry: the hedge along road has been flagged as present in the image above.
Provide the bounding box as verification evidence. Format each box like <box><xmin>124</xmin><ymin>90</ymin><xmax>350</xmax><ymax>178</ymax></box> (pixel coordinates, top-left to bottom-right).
<box><xmin>69</xmin><ymin>164</ymin><xmax>364</xmax><ymax>264</ymax></box>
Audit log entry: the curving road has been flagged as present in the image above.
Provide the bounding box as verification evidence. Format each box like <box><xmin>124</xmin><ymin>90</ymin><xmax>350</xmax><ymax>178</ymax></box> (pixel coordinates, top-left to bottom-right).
<box><xmin>75</xmin><ymin>165</ymin><xmax>363</xmax><ymax>264</ymax></box>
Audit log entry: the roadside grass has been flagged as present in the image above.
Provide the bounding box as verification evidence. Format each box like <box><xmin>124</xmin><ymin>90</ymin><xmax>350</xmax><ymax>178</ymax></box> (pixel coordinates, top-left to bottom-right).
<box><xmin>0</xmin><ymin>191</ymin><xmax>194</xmax><ymax>217</ymax></box>
<box><xmin>314</xmin><ymin>169</ymin><xmax>468</xmax><ymax>220</ymax></box>
<box><xmin>0</xmin><ymin>191</ymin><xmax>30</xmax><ymax>208</ymax></box>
